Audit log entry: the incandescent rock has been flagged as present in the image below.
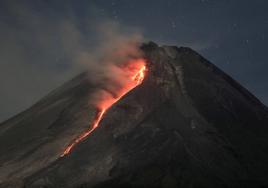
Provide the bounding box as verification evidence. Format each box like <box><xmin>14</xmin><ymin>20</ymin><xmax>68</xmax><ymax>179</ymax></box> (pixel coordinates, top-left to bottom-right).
<box><xmin>0</xmin><ymin>42</ymin><xmax>268</xmax><ymax>188</ymax></box>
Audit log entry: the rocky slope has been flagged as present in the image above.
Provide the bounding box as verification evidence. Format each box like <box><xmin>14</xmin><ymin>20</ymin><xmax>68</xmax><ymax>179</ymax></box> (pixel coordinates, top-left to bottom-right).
<box><xmin>0</xmin><ymin>42</ymin><xmax>268</xmax><ymax>188</ymax></box>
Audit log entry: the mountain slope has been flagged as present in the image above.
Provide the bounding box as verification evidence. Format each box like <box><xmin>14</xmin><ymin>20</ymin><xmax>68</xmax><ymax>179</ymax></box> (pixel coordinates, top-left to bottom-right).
<box><xmin>1</xmin><ymin>42</ymin><xmax>268</xmax><ymax>188</ymax></box>
<box><xmin>0</xmin><ymin>73</ymin><xmax>98</xmax><ymax>186</ymax></box>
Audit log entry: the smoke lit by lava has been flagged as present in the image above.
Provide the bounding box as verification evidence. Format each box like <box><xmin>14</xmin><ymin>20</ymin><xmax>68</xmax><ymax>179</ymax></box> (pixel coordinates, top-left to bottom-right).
<box><xmin>61</xmin><ymin>59</ymin><xmax>146</xmax><ymax>157</ymax></box>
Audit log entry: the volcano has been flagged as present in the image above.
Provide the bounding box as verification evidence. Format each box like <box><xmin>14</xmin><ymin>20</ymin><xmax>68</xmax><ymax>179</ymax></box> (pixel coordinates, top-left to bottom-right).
<box><xmin>0</xmin><ymin>42</ymin><xmax>268</xmax><ymax>188</ymax></box>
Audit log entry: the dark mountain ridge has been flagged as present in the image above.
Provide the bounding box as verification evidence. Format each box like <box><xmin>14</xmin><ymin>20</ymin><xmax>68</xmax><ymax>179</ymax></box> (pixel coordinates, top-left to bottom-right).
<box><xmin>0</xmin><ymin>42</ymin><xmax>268</xmax><ymax>188</ymax></box>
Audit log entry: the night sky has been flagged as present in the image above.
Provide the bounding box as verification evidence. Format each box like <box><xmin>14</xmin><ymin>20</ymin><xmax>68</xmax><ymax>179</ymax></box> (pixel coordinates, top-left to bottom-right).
<box><xmin>0</xmin><ymin>0</ymin><xmax>267</xmax><ymax>122</ymax></box>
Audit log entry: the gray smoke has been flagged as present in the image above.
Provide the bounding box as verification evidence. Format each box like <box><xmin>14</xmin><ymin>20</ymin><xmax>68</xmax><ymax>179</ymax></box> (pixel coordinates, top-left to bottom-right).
<box><xmin>75</xmin><ymin>21</ymin><xmax>144</xmax><ymax>108</ymax></box>
<box><xmin>0</xmin><ymin>1</ymin><xmax>144</xmax><ymax>122</ymax></box>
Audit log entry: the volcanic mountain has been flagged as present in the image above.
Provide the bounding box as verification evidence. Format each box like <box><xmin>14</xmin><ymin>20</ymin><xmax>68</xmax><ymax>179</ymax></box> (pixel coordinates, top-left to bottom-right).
<box><xmin>0</xmin><ymin>42</ymin><xmax>268</xmax><ymax>188</ymax></box>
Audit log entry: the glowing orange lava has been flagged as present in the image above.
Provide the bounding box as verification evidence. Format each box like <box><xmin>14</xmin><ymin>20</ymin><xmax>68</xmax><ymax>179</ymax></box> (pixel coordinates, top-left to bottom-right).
<box><xmin>61</xmin><ymin>59</ymin><xmax>146</xmax><ymax>157</ymax></box>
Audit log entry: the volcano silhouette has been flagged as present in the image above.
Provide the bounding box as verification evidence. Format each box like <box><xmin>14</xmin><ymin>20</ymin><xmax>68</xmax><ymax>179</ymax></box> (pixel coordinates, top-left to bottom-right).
<box><xmin>0</xmin><ymin>42</ymin><xmax>268</xmax><ymax>188</ymax></box>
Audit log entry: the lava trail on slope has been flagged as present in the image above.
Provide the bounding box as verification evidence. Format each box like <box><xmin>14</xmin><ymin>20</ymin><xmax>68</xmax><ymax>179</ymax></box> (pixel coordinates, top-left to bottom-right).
<box><xmin>61</xmin><ymin>59</ymin><xmax>147</xmax><ymax>157</ymax></box>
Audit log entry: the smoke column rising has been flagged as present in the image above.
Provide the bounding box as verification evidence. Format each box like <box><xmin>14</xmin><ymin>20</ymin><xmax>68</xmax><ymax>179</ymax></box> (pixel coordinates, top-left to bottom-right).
<box><xmin>0</xmin><ymin>0</ymin><xmax>146</xmax><ymax>122</ymax></box>
<box><xmin>75</xmin><ymin>21</ymin><xmax>145</xmax><ymax>109</ymax></box>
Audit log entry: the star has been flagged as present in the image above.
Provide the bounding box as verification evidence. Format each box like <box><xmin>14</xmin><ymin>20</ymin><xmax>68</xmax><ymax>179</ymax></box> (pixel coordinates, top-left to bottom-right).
<box><xmin>112</xmin><ymin>10</ymin><xmax>118</xmax><ymax>19</ymax></box>
<box><xmin>171</xmin><ymin>21</ymin><xmax>176</xmax><ymax>29</ymax></box>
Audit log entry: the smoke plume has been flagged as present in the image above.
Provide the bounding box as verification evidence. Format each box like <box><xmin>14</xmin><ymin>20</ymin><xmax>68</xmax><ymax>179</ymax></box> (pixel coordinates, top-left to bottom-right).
<box><xmin>75</xmin><ymin>21</ymin><xmax>145</xmax><ymax>109</ymax></box>
<box><xmin>0</xmin><ymin>1</ymin><xmax>145</xmax><ymax>122</ymax></box>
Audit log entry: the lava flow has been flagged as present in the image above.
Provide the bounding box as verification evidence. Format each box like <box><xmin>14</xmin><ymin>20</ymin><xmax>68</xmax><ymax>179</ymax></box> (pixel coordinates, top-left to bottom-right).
<box><xmin>61</xmin><ymin>59</ymin><xmax>146</xmax><ymax>157</ymax></box>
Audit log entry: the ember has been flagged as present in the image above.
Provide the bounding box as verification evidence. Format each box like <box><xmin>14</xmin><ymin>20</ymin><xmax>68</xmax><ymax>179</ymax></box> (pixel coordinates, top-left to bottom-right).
<box><xmin>61</xmin><ymin>59</ymin><xmax>146</xmax><ymax>157</ymax></box>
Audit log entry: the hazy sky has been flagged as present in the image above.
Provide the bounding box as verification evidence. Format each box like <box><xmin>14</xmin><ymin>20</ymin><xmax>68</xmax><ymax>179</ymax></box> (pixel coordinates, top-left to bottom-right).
<box><xmin>0</xmin><ymin>0</ymin><xmax>267</xmax><ymax>122</ymax></box>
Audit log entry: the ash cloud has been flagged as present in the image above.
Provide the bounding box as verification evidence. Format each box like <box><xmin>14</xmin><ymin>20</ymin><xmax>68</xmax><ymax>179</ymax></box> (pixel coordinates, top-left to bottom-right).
<box><xmin>75</xmin><ymin>21</ymin><xmax>144</xmax><ymax>108</ymax></box>
<box><xmin>0</xmin><ymin>1</ymin><xmax>144</xmax><ymax>122</ymax></box>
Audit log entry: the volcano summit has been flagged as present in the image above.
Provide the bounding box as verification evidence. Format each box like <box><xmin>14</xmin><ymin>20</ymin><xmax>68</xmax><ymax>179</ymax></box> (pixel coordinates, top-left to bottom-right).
<box><xmin>0</xmin><ymin>42</ymin><xmax>268</xmax><ymax>188</ymax></box>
